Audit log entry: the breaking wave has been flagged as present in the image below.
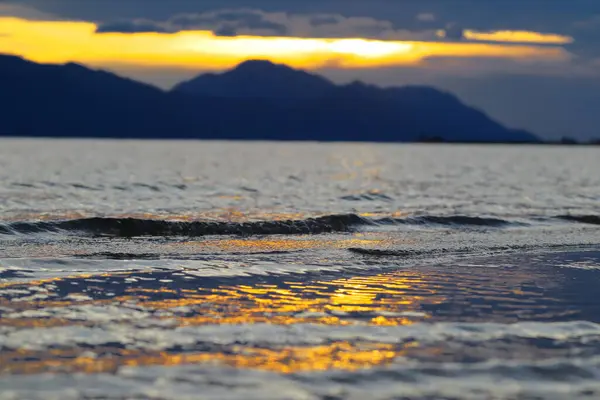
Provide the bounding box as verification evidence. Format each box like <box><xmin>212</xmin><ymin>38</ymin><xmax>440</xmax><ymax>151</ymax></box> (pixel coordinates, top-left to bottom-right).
<box><xmin>0</xmin><ymin>213</ymin><xmax>598</xmax><ymax>237</ymax></box>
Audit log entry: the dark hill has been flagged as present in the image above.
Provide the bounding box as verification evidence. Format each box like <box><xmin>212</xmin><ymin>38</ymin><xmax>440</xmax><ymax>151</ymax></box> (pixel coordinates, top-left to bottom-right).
<box><xmin>173</xmin><ymin>59</ymin><xmax>335</xmax><ymax>98</ymax></box>
<box><xmin>0</xmin><ymin>54</ymin><xmax>205</xmax><ymax>138</ymax></box>
<box><xmin>0</xmin><ymin>54</ymin><xmax>539</xmax><ymax>142</ymax></box>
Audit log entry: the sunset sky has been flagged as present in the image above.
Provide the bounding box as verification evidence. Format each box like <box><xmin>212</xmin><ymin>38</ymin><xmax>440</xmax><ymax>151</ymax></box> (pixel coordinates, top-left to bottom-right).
<box><xmin>2</xmin><ymin>0</ymin><xmax>600</xmax><ymax>139</ymax></box>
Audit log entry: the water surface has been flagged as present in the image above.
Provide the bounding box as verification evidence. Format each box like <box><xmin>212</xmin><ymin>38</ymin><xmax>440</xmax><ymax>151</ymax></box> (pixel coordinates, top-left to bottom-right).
<box><xmin>1</xmin><ymin>140</ymin><xmax>599</xmax><ymax>399</ymax></box>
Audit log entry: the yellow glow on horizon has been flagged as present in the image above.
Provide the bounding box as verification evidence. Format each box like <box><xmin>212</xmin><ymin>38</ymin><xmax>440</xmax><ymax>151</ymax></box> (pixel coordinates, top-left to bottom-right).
<box><xmin>0</xmin><ymin>17</ymin><xmax>571</xmax><ymax>71</ymax></box>
<box><xmin>329</xmin><ymin>39</ymin><xmax>414</xmax><ymax>57</ymax></box>
<box><xmin>463</xmin><ymin>29</ymin><xmax>574</xmax><ymax>45</ymax></box>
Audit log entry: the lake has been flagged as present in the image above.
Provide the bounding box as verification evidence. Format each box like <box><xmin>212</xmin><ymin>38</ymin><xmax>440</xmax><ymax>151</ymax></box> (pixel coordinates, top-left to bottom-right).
<box><xmin>1</xmin><ymin>139</ymin><xmax>599</xmax><ymax>399</ymax></box>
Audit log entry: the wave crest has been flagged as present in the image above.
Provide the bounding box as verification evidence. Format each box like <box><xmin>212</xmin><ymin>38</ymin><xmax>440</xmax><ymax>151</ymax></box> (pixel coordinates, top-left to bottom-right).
<box><xmin>1</xmin><ymin>213</ymin><xmax>598</xmax><ymax>237</ymax></box>
<box><xmin>0</xmin><ymin>214</ymin><xmax>367</xmax><ymax>237</ymax></box>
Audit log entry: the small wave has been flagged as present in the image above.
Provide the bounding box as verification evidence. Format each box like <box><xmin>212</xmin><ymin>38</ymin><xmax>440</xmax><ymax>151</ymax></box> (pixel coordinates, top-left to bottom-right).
<box><xmin>558</xmin><ymin>215</ymin><xmax>600</xmax><ymax>225</ymax></box>
<box><xmin>0</xmin><ymin>214</ymin><xmax>368</xmax><ymax>237</ymax></box>
<box><xmin>78</xmin><ymin>252</ymin><xmax>162</xmax><ymax>260</ymax></box>
<box><xmin>386</xmin><ymin>215</ymin><xmax>514</xmax><ymax>227</ymax></box>
<box><xmin>348</xmin><ymin>248</ymin><xmax>428</xmax><ymax>257</ymax></box>
<box><xmin>1</xmin><ymin>213</ymin><xmax>598</xmax><ymax>238</ymax></box>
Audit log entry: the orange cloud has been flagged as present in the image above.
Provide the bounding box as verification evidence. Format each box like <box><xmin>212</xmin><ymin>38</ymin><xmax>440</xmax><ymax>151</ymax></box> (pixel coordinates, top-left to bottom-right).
<box><xmin>462</xmin><ymin>30</ymin><xmax>574</xmax><ymax>45</ymax></box>
<box><xmin>0</xmin><ymin>17</ymin><xmax>571</xmax><ymax>71</ymax></box>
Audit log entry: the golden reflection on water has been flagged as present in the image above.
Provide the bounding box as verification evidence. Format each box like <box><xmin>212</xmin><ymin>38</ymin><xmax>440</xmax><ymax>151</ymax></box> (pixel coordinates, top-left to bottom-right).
<box><xmin>1</xmin><ymin>261</ymin><xmax>562</xmax><ymax>375</ymax></box>
<box><xmin>0</xmin><ymin>268</ymin><xmax>442</xmax><ymax>374</ymax></box>
<box><xmin>179</xmin><ymin>235</ymin><xmax>404</xmax><ymax>253</ymax></box>
<box><xmin>127</xmin><ymin>270</ymin><xmax>440</xmax><ymax>327</ymax></box>
<box><xmin>1</xmin><ymin>342</ymin><xmax>411</xmax><ymax>375</ymax></box>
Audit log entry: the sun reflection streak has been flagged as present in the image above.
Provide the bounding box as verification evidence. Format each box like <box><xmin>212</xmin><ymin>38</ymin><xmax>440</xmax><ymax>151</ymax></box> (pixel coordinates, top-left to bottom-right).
<box><xmin>0</xmin><ymin>268</ymin><xmax>440</xmax><ymax>374</ymax></box>
<box><xmin>176</xmin><ymin>235</ymin><xmax>406</xmax><ymax>253</ymax></box>
<box><xmin>1</xmin><ymin>269</ymin><xmax>440</xmax><ymax>328</ymax></box>
<box><xmin>1</xmin><ymin>342</ymin><xmax>409</xmax><ymax>375</ymax></box>
<box><xmin>0</xmin><ymin>263</ymin><xmax>567</xmax><ymax>375</ymax></box>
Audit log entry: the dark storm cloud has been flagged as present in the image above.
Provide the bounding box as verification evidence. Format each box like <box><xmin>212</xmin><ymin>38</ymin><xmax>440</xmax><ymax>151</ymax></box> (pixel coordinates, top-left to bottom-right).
<box><xmin>309</xmin><ymin>15</ymin><xmax>340</xmax><ymax>27</ymax></box>
<box><xmin>213</xmin><ymin>25</ymin><xmax>238</xmax><ymax>37</ymax></box>
<box><xmin>12</xmin><ymin>0</ymin><xmax>600</xmax><ymax>50</ymax></box>
<box><xmin>1</xmin><ymin>0</ymin><xmax>460</xmax><ymax>35</ymax></box>
<box><xmin>95</xmin><ymin>9</ymin><xmax>289</xmax><ymax>37</ymax></box>
<box><xmin>10</xmin><ymin>0</ymin><xmax>600</xmax><ymax>46</ymax></box>
<box><xmin>169</xmin><ymin>9</ymin><xmax>288</xmax><ymax>35</ymax></box>
<box><xmin>439</xmin><ymin>23</ymin><xmax>465</xmax><ymax>40</ymax></box>
<box><xmin>95</xmin><ymin>19</ymin><xmax>172</xmax><ymax>34</ymax></box>
<box><xmin>93</xmin><ymin>8</ymin><xmax>437</xmax><ymax>40</ymax></box>
<box><xmin>10</xmin><ymin>0</ymin><xmax>600</xmax><ymax>29</ymax></box>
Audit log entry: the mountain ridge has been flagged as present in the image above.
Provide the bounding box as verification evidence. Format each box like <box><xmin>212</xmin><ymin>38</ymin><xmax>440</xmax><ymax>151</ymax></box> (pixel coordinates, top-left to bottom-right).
<box><xmin>0</xmin><ymin>54</ymin><xmax>539</xmax><ymax>142</ymax></box>
<box><xmin>173</xmin><ymin>59</ymin><xmax>336</xmax><ymax>99</ymax></box>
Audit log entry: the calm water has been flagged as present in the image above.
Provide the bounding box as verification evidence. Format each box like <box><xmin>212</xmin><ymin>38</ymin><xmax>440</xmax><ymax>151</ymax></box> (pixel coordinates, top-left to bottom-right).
<box><xmin>1</xmin><ymin>139</ymin><xmax>599</xmax><ymax>399</ymax></box>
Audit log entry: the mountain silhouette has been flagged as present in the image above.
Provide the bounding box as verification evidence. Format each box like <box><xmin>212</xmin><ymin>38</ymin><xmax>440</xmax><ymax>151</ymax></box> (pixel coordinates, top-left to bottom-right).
<box><xmin>174</xmin><ymin>59</ymin><xmax>335</xmax><ymax>98</ymax></box>
<box><xmin>0</xmin><ymin>54</ymin><xmax>539</xmax><ymax>142</ymax></box>
<box><xmin>0</xmin><ymin>54</ymin><xmax>204</xmax><ymax>138</ymax></box>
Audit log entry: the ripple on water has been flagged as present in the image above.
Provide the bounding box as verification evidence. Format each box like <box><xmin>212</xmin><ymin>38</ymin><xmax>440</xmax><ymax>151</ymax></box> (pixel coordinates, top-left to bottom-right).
<box><xmin>1</xmin><ymin>251</ymin><xmax>599</xmax><ymax>391</ymax></box>
<box><xmin>1</xmin><ymin>139</ymin><xmax>600</xmax><ymax>399</ymax></box>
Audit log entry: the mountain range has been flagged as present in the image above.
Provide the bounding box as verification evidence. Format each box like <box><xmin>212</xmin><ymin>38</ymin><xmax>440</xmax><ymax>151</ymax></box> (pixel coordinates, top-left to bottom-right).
<box><xmin>0</xmin><ymin>54</ymin><xmax>539</xmax><ymax>142</ymax></box>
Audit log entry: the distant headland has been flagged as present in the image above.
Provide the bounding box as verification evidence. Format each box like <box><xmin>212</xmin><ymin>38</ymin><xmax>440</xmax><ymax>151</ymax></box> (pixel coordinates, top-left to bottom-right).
<box><xmin>0</xmin><ymin>54</ymin><xmax>597</xmax><ymax>144</ymax></box>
